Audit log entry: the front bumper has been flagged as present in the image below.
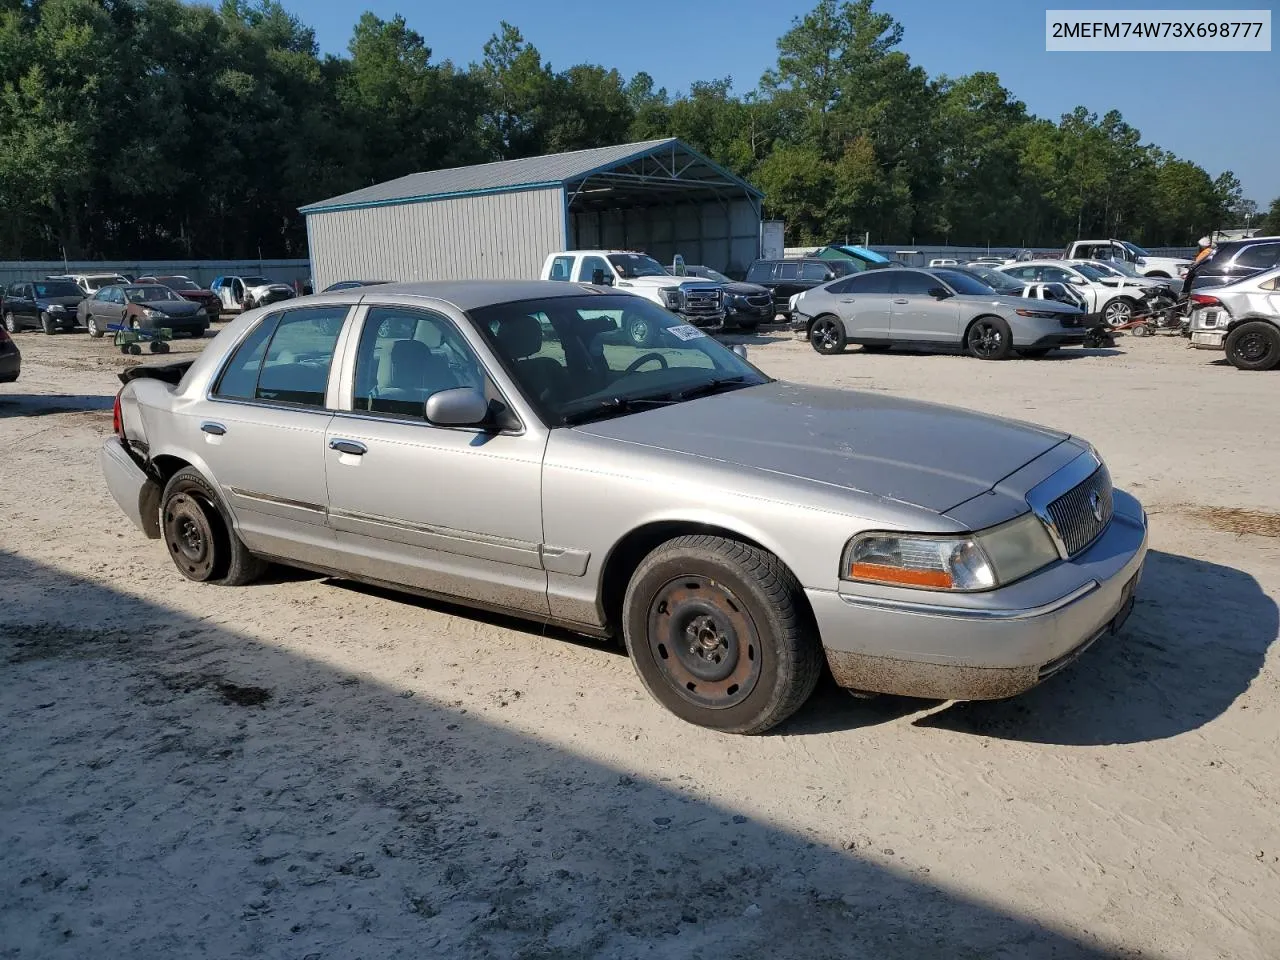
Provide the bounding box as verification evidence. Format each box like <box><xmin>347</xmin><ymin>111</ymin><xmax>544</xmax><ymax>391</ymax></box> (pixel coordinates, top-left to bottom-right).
<box><xmin>100</xmin><ymin>438</ymin><xmax>161</xmax><ymax>538</ymax></box>
<box><xmin>142</xmin><ymin>316</ymin><xmax>208</xmax><ymax>334</ymax></box>
<box><xmin>679</xmin><ymin>310</ymin><xmax>726</xmax><ymax>329</ymax></box>
<box><xmin>808</xmin><ymin>490</ymin><xmax>1148</xmax><ymax>700</ymax></box>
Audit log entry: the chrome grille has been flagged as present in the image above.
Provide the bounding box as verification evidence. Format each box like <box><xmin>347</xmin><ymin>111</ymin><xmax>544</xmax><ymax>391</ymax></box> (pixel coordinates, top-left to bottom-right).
<box><xmin>1046</xmin><ymin>465</ymin><xmax>1114</xmax><ymax>557</ymax></box>
<box><xmin>682</xmin><ymin>286</ymin><xmax>722</xmax><ymax>316</ymax></box>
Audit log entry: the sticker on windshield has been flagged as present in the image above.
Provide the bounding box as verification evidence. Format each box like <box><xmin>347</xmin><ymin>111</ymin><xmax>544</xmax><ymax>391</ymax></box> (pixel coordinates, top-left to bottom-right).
<box><xmin>666</xmin><ymin>324</ymin><xmax>707</xmax><ymax>341</ymax></box>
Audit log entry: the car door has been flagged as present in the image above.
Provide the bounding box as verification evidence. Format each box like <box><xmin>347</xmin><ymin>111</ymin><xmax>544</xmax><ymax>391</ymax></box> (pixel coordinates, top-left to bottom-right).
<box><xmin>100</xmin><ymin>287</ymin><xmax>128</xmax><ymax>327</ymax></box>
<box><xmin>323</xmin><ymin>303</ymin><xmax>549</xmax><ymax>617</ymax></box>
<box><xmin>13</xmin><ymin>284</ymin><xmax>36</xmax><ymax>322</ymax></box>
<box><xmin>1230</xmin><ymin>242</ymin><xmax>1280</xmax><ymax>281</ymax></box>
<box><xmin>888</xmin><ymin>270</ymin><xmax>961</xmax><ymax>343</ymax></box>
<box><xmin>834</xmin><ymin>270</ymin><xmax>895</xmax><ymax>339</ymax></box>
<box><xmin>575</xmin><ymin>255</ymin><xmax>612</xmax><ymax>285</ymax></box>
<box><xmin>194</xmin><ymin>303</ymin><xmax>352</xmax><ymax>564</ymax></box>
<box><xmin>771</xmin><ymin>261</ymin><xmax>802</xmax><ymax>310</ymax></box>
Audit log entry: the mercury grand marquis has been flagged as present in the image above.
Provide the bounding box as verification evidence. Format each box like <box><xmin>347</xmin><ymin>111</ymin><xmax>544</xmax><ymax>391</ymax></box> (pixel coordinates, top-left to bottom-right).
<box><xmin>100</xmin><ymin>281</ymin><xmax>1147</xmax><ymax>733</ymax></box>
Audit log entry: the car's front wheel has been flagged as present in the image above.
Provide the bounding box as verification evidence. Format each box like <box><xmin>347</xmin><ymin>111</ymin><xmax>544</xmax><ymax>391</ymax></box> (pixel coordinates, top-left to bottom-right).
<box><xmin>40</xmin><ymin>312</ymin><xmax>56</xmax><ymax>335</ymax></box>
<box><xmin>1101</xmin><ymin>298</ymin><xmax>1135</xmax><ymax>327</ymax></box>
<box><xmin>1224</xmin><ymin>321</ymin><xmax>1280</xmax><ymax>371</ymax></box>
<box><xmin>161</xmin><ymin>467</ymin><xmax>265</xmax><ymax>586</ymax></box>
<box><xmin>622</xmin><ymin>535</ymin><xmax>823</xmax><ymax>734</ymax></box>
<box><xmin>809</xmin><ymin>315</ymin><xmax>846</xmax><ymax>355</ymax></box>
<box><xmin>86</xmin><ymin>315</ymin><xmax>104</xmax><ymax>339</ymax></box>
<box><xmin>3</xmin><ymin>311</ymin><xmax>18</xmax><ymax>334</ymax></box>
<box><xmin>966</xmin><ymin>316</ymin><xmax>1013</xmax><ymax>360</ymax></box>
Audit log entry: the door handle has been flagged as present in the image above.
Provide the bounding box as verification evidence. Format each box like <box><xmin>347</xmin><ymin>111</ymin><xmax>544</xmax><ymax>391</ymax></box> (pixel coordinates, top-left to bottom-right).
<box><xmin>329</xmin><ymin>438</ymin><xmax>367</xmax><ymax>456</ymax></box>
<box><xmin>200</xmin><ymin>421</ymin><xmax>226</xmax><ymax>436</ymax></box>
<box><xmin>892</xmin><ymin>298</ymin><xmax>909</xmax><ymax>304</ymax></box>
<box><xmin>838</xmin><ymin>298</ymin><xmax>856</xmax><ymax>303</ymax></box>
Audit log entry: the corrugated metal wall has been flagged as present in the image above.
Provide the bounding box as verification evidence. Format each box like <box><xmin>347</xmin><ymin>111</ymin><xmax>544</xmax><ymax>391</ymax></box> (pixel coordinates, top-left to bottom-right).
<box><xmin>569</xmin><ymin>199</ymin><xmax>759</xmax><ymax>276</ymax></box>
<box><xmin>305</xmin><ymin>187</ymin><xmax>567</xmax><ymax>290</ymax></box>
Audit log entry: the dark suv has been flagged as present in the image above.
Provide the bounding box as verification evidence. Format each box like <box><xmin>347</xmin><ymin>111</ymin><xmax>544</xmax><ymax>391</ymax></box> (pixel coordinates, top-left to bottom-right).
<box><xmin>1187</xmin><ymin>236</ymin><xmax>1280</xmax><ymax>292</ymax></box>
<box><xmin>746</xmin><ymin>258</ymin><xmax>857</xmax><ymax>318</ymax></box>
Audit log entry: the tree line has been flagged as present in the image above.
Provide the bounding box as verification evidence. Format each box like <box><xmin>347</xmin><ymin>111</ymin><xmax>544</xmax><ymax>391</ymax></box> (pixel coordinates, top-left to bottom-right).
<box><xmin>2</xmin><ymin>0</ymin><xmax>1275</xmax><ymax>261</ymax></box>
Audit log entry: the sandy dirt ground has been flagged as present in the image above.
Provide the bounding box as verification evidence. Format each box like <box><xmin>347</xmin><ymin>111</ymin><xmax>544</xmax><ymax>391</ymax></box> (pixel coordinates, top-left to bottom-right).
<box><xmin>2</xmin><ymin>324</ymin><xmax>1278</xmax><ymax>959</ymax></box>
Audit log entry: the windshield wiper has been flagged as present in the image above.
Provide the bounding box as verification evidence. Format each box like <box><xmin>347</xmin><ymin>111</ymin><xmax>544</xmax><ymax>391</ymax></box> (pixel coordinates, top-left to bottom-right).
<box><xmin>673</xmin><ymin>376</ymin><xmax>751</xmax><ymax>401</ymax></box>
<box><xmin>561</xmin><ymin>396</ymin><xmax>676</xmax><ymax>426</ymax></box>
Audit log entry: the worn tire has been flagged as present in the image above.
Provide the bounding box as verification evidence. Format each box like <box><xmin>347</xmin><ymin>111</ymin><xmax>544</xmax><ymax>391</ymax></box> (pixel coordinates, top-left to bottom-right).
<box><xmin>622</xmin><ymin>535</ymin><xmax>823</xmax><ymax>734</ymax></box>
<box><xmin>3</xmin><ymin>311</ymin><xmax>18</xmax><ymax>333</ymax></box>
<box><xmin>966</xmin><ymin>315</ymin><xmax>1013</xmax><ymax>360</ymax></box>
<box><xmin>160</xmin><ymin>467</ymin><xmax>265</xmax><ymax>586</ymax></box>
<box><xmin>40</xmin><ymin>312</ymin><xmax>55</xmax><ymax>335</ymax></box>
<box><xmin>809</xmin><ymin>315</ymin><xmax>846</xmax><ymax>355</ymax></box>
<box><xmin>86</xmin><ymin>314</ymin><xmax>104</xmax><ymax>338</ymax></box>
<box><xmin>1224</xmin><ymin>321</ymin><xmax>1280</xmax><ymax>372</ymax></box>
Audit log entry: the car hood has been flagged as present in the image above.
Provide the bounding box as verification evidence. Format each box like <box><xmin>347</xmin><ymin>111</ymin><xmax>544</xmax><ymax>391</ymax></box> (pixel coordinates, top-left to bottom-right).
<box><xmin>574</xmin><ymin>381</ymin><xmax>1068</xmax><ymax>514</ymax></box>
<box><xmin>38</xmin><ymin>296</ymin><xmax>84</xmax><ymax>308</ymax></box>
<box><xmin>957</xmin><ymin>293</ymin><xmax>1083</xmax><ymax>314</ymax></box>
<box><xmin>619</xmin><ymin>277</ymin><xmax>718</xmax><ymax>292</ymax></box>
<box><xmin>139</xmin><ymin>299</ymin><xmax>201</xmax><ymax>315</ymax></box>
<box><xmin>721</xmin><ymin>281</ymin><xmax>770</xmax><ymax>296</ymax></box>
<box><xmin>176</xmin><ymin>289</ymin><xmax>216</xmax><ymax>298</ymax></box>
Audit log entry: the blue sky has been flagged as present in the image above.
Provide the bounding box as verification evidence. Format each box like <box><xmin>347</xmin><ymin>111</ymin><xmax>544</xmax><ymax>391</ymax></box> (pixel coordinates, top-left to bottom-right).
<box><xmin>283</xmin><ymin>0</ymin><xmax>1280</xmax><ymax>206</ymax></box>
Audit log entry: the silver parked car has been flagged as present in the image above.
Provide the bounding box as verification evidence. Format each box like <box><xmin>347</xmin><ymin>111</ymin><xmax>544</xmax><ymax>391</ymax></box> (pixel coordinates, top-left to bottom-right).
<box><xmin>1187</xmin><ymin>267</ymin><xmax>1280</xmax><ymax>370</ymax></box>
<box><xmin>101</xmin><ymin>282</ymin><xmax>1147</xmax><ymax>733</ymax></box>
<box><xmin>792</xmin><ymin>267</ymin><xmax>1089</xmax><ymax>359</ymax></box>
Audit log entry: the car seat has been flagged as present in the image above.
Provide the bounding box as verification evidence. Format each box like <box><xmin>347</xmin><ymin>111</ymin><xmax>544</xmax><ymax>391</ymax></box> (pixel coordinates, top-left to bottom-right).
<box><xmin>371</xmin><ymin>339</ymin><xmax>456</xmax><ymax>415</ymax></box>
<box><xmin>495</xmin><ymin>315</ymin><xmax>568</xmax><ymax>406</ymax></box>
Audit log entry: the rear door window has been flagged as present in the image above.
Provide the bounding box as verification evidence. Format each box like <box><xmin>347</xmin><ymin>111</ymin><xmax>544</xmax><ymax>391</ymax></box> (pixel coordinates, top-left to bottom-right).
<box><xmin>890</xmin><ymin>271</ymin><xmax>936</xmax><ymax>295</ymax></box>
<box><xmin>548</xmin><ymin>256</ymin><xmax>575</xmax><ymax>281</ymax></box>
<box><xmin>847</xmin><ymin>272</ymin><xmax>894</xmax><ymax>294</ymax></box>
<box><xmin>746</xmin><ymin>262</ymin><xmax>773</xmax><ymax>283</ymax></box>
<box><xmin>1234</xmin><ymin>243</ymin><xmax>1280</xmax><ymax>270</ymax></box>
<box><xmin>801</xmin><ymin>262</ymin><xmax>829</xmax><ymax>281</ymax></box>
<box><xmin>777</xmin><ymin>262</ymin><xmax>800</xmax><ymax>281</ymax></box>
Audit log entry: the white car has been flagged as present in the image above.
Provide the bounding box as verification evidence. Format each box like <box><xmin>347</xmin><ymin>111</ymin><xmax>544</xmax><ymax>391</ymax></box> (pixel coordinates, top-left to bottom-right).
<box><xmin>999</xmin><ymin>261</ymin><xmax>1146</xmax><ymax>327</ymax></box>
<box><xmin>1064</xmin><ymin>240</ymin><xmax>1191</xmax><ymax>280</ymax></box>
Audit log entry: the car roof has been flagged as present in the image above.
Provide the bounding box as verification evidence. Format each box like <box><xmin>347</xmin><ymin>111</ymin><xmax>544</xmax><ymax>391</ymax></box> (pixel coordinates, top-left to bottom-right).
<box><xmin>343</xmin><ymin>279</ymin><xmax>624</xmax><ymax>312</ymax></box>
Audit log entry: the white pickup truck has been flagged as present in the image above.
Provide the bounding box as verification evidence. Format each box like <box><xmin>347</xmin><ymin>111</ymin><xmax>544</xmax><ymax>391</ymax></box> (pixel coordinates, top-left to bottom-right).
<box><xmin>1063</xmin><ymin>240</ymin><xmax>1191</xmax><ymax>280</ymax></box>
<box><xmin>540</xmin><ymin>250</ymin><xmax>725</xmax><ymax>345</ymax></box>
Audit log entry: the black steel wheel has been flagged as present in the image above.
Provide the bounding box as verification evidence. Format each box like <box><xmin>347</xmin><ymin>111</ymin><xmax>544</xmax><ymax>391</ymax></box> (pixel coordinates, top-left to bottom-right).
<box><xmin>966</xmin><ymin>316</ymin><xmax>1013</xmax><ymax>360</ymax></box>
<box><xmin>161</xmin><ymin>467</ymin><xmax>265</xmax><ymax>585</ymax></box>
<box><xmin>622</xmin><ymin>535</ymin><xmax>823</xmax><ymax>734</ymax></box>
<box><xmin>1224</xmin><ymin>321</ymin><xmax>1280</xmax><ymax>372</ymax></box>
<box><xmin>809</xmin><ymin>316</ymin><xmax>846</xmax><ymax>355</ymax></box>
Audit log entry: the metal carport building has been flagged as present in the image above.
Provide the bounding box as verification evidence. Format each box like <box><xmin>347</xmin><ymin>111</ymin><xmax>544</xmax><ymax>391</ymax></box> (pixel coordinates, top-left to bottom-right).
<box><xmin>299</xmin><ymin>139</ymin><xmax>763</xmax><ymax>291</ymax></box>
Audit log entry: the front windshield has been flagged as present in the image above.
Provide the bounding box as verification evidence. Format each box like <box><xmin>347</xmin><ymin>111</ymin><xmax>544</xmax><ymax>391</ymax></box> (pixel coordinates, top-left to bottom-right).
<box><xmin>1122</xmin><ymin>241</ymin><xmax>1151</xmax><ymax>258</ymax></box>
<box><xmin>698</xmin><ymin>268</ymin><xmax>730</xmax><ymax>283</ymax></box>
<box><xmin>34</xmin><ymin>281</ymin><xmax>83</xmax><ymax>298</ymax></box>
<box><xmin>932</xmin><ymin>270</ymin><xmax>997</xmax><ymax>296</ymax></box>
<box><xmin>159</xmin><ymin>277</ymin><xmax>199</xmax><ymax>290</ymax></box>
<box><xmin>607</xmin><ymin>254</ymin><xmax>668</xmax><ymax>279</ymax></box>
<box><xmin>959</xmin><ymin>267</ymin><xmax>1021</xmax><ymax>293</ymax></box>
<box><xmin>1101</xmin><ymin>259</ymin><xmax>1140</xmax><ymax>277</ymax></box>
<box><xmin>470</xmin><ymin>295</ymin><xmax>769</xmax><ymax>426</ymax></box>
<box><xmin>1073</xmin><ymin>263</ymin><xmax>1109</xmax><ymax>282</ymax></box>
<box><xmin>125</xmin><ymin>285</ymin><xmax>181</xmax><ymax>303</ymax></box>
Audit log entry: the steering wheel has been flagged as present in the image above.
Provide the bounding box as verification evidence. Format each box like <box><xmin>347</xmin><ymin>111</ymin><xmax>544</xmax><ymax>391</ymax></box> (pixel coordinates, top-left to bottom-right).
<box><xmin>624</xmin><ymin>352</ymin><xmax>668</xmax><ymax>374</ymax></box>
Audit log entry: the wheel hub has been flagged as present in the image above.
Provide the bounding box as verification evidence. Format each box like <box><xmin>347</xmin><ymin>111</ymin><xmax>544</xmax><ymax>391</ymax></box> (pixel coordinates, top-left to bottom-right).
<box><xmin>647</xmin><ymin>576</ymin><xmax>762</xmax><ymax>708</ymax></box>
<box><xmin>1238</xmin><ymin>333</ymin><xmax>1268</xmax><ymax>362</ymax></box>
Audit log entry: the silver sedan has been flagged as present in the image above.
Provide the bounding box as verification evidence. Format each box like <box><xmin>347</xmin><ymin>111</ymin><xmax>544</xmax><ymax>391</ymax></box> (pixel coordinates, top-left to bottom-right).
<box><xmin>1187</xmin><ymin>266</ymin><xmax>1280</xmax><ymax>370</ymax></box>
<box><xmin>101</xmin><ymin>281</ymin><xmax>1146</xmax><ymax>733</ymax></box>
<box><xmin>791</xmin><ymin>267</ymin><xmax>1088</xmax><ymax>359</ymax></box>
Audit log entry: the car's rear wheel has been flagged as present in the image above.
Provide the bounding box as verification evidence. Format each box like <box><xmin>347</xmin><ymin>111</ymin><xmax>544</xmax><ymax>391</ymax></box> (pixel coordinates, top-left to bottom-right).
<box><xmin>622</xmin><ymin>535</ymin><xmax>823</xmax><ymax>734</ymax></box>
<box><xmin>966</xmin><ymin>316</ymin><xmax>1013</xmax><ymax>360</ymax></box>
<box><xmin>1224</xmin><ymin>321</ymin><xmax>1280</xmax><ymax>371</ymax></box>
<box><xmin>161</xmin><ymin>467</ymin><xmax>265</xmax><ymax>586</ymax></box>
<box><xmin>3</xmin><ymin>311</ymin><xmax>18</xmax><ymax>334</ymax></box>
<box><xmin>809</xmin><ymin>316</ymin><xmax>846</xmax><ymax>355</ymax></box>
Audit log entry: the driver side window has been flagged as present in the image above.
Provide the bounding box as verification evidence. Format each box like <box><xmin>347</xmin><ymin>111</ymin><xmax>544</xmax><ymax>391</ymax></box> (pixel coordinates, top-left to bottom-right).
<box><xmin>576</xmin><ymin>256</ymin><xmax>610</xmax><ymax>283</ymax></box>
<box><xmin>352</xmin><ymin>307</ymin><xmax>486</xmax><ymax>420</ymax></box>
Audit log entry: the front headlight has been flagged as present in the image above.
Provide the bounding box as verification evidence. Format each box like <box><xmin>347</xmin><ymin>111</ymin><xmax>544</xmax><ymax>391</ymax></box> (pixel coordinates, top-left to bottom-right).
<box><xmin>195</xmin><ymin>306</ymin><xmax>206</xmax><ymax>316</ymax></box>
<box><xmin>143</xmin><ymin>308</ymin><xmax>161</xmax><ymax>319</ymax></box>
<box><xmin>46</xmin><ymin>303</ymin><xmax>65</xmax><ymax>312</ymax></box>
<box><xmin>788</xmin><ymin>293</ymin><xmax>801</xmax><ymax>311</ymax></box>
<box><xmin>659</xmin><ymin>287</ymin><xmax>683</xmax><ymax>310</ymax></box>
<box><xmin>842</xmin><ymin>513</ymin><xmax>1058</xmax><ymax>592</ymax></box>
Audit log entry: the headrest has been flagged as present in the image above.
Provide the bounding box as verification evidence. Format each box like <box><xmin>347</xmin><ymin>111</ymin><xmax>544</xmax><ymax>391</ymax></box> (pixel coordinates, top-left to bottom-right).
<box><xmin>496</xmin><ymin>314</ymin><xmax>542</xmax><ymax>360</ymax></box>
<box><xmin>389</xmin><ymin>338</ymin><xmax>432</xmax><ymax>374</ymax></box>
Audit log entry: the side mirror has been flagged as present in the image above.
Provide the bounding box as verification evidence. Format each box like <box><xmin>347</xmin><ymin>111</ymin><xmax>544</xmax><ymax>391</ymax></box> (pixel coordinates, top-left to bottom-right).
<box><xmin>591</xmin><ymin>268</ymin><xmax>613</xmax><ymax>286</ymax></box>
<box><xmin>425</xmin><ymin>387</ymin><xmax>489</xmax><ymax>427</ymax></box>
<box><xmin>928</xmin><ymin>287</ymin><xmax>951</xmax><ymax>299</ymax></box>
<box><xmin>731</xmin><ymin>344</ymin><xmax>749</xmax><ymax>359</ymax></box>
<box><xmin>1071</xmin><ymin>276</ymin><xmax>1088</xmax><ymax>285</ymax></box>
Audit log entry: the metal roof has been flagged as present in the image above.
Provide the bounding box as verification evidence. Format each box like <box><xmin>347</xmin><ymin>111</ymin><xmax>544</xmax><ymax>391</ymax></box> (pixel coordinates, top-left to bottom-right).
<box><xmin>300</xmin><ymin>138</ymin><xmax>762</xmax><ymax>215</ymax></box>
